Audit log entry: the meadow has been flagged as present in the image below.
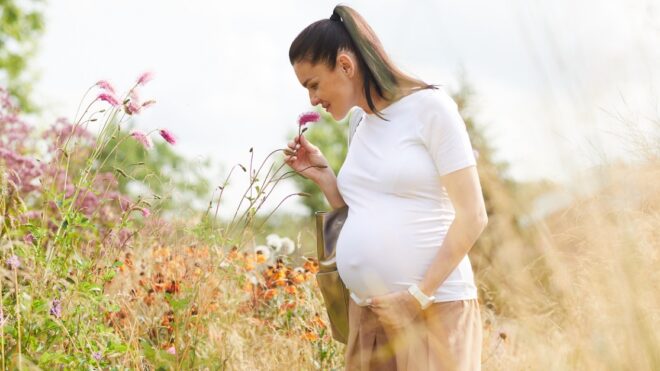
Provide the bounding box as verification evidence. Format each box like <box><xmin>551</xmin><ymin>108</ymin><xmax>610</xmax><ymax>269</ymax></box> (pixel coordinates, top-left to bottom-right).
<box><xmin>1</xmin><ymin>75</ymin><xmax>658</xmax><ymax>370</ymax></box>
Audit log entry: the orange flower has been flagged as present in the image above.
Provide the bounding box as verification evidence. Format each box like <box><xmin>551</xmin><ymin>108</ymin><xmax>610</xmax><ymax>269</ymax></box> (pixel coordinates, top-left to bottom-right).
<box><xmin>291</xmin><ymin>273</ymin><xmax>306</xmax><ymax>284</ymax></box>
<box><xmin>303</xmin><ymin>258</ymin><xmax>319</xmax><ymax>273</ymax></box>
<box><xmin>264</xmin><ymin>288</ymin><xmax>278</xmax><ymax>300</ymax></box>
<box><xmin>312</xmin><ymin>313</ymin><xmax>327</xmax><ymax>329</ymax></box>
<box><xmin>228</xmin><ymin>246</ymin><xmax>239</xmax><ymax>260</ymax></box>
<box><xmin>165</xmin><ymin>280</ymin><xmax>180</xmax><ymax>294</ymax></box>
<box><xmin>285</xmin><ymin>285</ymin><xmax>297</xmax><ymax>295</ymax></box>
<box><xmin>302</xmin><ymin>331</ymin><xmax>318</xmax><ymax>341</ymax></box>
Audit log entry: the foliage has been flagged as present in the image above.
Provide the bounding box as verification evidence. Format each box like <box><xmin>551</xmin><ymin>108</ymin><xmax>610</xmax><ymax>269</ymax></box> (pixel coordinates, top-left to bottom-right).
<box><xmin>0</xmin><ymin>0</ymin><xmax>45</xmax><ymax>112</ymax></box>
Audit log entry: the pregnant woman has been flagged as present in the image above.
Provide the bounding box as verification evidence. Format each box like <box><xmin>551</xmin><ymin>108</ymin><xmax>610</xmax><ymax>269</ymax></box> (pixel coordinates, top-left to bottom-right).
<box><xmin>284</xmin><ymin>5</ymin><xmax>488</xmax><ymax>370</ymax></box>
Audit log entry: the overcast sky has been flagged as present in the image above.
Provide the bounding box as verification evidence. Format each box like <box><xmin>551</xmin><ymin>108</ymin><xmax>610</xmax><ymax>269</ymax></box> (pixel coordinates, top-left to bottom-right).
<box><xmin>30</xmin><ymin>0</ymin><xmax>660</xmax><ymax>216</ymax></box>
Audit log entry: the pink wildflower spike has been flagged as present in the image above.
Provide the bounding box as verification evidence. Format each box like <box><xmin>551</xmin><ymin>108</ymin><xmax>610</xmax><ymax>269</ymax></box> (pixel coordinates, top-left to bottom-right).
<box><xmin>98</xmin><ymin>93</ymin><xmax>120</xmax><ymax>107</ymax></box>
<box><xmin>125</xmin><ymin>101</ymin><xmax>142</xmax><ymax>115</ymax></box>
<box><xmin>124</xmin><ymin>90</ymin><xmax>142</xmax><ymax>115</ymax></box>
<box><xmin>141</xmin><ymin>99</ymin><xmax>156</xmax><ymax>108</ymax></box>
<box><xmin>158</xmin><ymin>129</ymin><xmax>176</xmax><ymax>145</ymax></box>
<box><xmin>166</xmin><ymin>346</ymin><xmax>176</xmax><ymax>355</ymax></box>
<box><xmin>136</xmin><ymin>71</ymin><xmax>154</xmax><ymax>86</ymax></box>
<box><xmin>298</xmin><ymin>111</ymin><xmax>321</xmax><ymax>126</ymax></box>
<box><xmin>96</xmin><ymin>80</ymin><xmax>116</xmax><ymax>94</ymax></box>
<box><xmin>140</xmin><ymin>207</ymin><xmax>151</xmax><ymax>217</ymax></box>
<box><xmin>129</xmin><ymin>130</ymin><xmax>153</xmax><ymax>149</ymax></box>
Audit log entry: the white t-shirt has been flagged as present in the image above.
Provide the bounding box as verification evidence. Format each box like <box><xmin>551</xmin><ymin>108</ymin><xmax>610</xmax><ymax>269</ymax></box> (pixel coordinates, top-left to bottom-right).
<box><xmin>336</xmin><ymin>87</ymin><xmax>479</xmax><ymax>303</ymax></box>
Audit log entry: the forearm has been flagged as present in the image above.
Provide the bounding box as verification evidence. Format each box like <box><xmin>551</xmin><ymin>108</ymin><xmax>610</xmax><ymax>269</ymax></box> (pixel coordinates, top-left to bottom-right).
<box><xmin>316</xmin><ymin>171</ymin><xmax>347</xmax><ymax>210</ymax></box>
<box><xmin>419</xmin><ymin>212</ymin><xmax>488</xmax><ymax>297</ymax></box>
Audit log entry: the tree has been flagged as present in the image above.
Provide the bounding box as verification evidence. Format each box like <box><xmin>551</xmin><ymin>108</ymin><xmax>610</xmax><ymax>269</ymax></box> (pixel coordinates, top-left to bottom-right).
<box><xmin>0</xmin><ymin>0</ymin><xmax>45</xmax><ymax>112</ymax></box>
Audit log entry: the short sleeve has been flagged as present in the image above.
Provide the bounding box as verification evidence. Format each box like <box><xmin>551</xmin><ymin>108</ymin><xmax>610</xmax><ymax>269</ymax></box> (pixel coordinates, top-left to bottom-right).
<box><xmin>416</xmin><ymin>89</ymin><xmax>477</xmax><ymax>176</ymax></box>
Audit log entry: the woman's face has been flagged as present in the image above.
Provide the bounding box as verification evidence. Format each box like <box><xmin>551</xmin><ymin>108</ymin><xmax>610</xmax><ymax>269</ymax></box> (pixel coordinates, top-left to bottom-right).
<box><xmin>293</xmin><ymin>52</ymin><xmax>360</xmax><ymax>120</ymax></box>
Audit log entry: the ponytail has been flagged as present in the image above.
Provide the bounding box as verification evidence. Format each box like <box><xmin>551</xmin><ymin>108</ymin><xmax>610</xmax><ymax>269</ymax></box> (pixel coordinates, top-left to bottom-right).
<box><xmin>289</xmin><ymin>5</ymin><xmax>437</xmax><ymax>120</ymax></box>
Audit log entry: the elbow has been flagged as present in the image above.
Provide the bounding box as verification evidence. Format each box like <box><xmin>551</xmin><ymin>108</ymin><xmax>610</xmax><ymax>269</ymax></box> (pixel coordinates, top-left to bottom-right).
<box><xmin>466</xmin><ymin>208</ymin><xmax>488</xmax><ymax>235</ymax></box>
<box><xmin>477</xmin><ymin>211</ymin><xmax>488</xmax><ymax>234</ymax></box>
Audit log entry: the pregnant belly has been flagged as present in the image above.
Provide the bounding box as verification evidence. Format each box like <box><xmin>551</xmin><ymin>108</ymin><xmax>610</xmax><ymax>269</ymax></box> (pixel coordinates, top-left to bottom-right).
<box><xmin>335</xmin><ymin>212</ymin><xmax>439</xmax><ymax>299</ymax></box>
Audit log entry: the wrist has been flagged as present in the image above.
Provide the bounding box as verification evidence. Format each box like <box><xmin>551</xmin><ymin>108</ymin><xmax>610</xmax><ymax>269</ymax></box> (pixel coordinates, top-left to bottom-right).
<box><xmin>407</xmin><ymin>284</ymin><xmax>436</xmax><ymax>310</ymax></box>
<box><xmin>419</xmin><ymin>283</ymin><xmax>436</xmax><ymax>297</ymax></box>
<box><xmin>316</xmin><ymin>168</ymin><xmax>336</xmax><ymax>184</ymax></box>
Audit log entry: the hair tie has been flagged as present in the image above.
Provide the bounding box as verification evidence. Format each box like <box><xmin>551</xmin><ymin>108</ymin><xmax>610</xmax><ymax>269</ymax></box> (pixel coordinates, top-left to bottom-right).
<box><xmin>330</xmin><ymin>12</ymin><xmax>341</xmax><ymax>22</ymax></box>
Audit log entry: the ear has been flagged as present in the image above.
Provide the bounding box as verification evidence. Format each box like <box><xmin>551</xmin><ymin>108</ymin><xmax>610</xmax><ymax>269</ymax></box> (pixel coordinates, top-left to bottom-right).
<box><xmin>336</xmin><ymin>52</ymin><xmax>356</xmax><ymax>78</ymax></box>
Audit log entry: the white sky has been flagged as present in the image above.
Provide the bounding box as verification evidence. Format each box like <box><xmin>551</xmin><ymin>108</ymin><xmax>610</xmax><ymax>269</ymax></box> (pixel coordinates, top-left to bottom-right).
<box><xmin>29</xmin><ymin>0</ymin><xmax>660</xmax><ymax>216</ymax></box>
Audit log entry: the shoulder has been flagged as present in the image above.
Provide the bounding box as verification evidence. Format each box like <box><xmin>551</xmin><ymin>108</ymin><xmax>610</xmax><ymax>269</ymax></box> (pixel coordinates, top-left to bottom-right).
<box><xmin>412</xmin><ymin>87</ymin><xmax>458</xmax><ymax>114</ymax></box>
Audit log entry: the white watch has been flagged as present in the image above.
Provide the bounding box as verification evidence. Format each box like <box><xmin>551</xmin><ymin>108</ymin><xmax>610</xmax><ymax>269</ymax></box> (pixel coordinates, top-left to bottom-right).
<box><xmin>407</xmin><ymin>284</ymin><xmax>436</xmax><ymax>310</ymax></box>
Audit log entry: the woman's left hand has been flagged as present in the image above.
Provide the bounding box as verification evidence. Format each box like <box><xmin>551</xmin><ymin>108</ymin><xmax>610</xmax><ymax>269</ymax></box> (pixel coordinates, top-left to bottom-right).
<box><xmin>369</xmin><ymin>290</ymin><xmax>423</xmax><ymax>330</ymax></box>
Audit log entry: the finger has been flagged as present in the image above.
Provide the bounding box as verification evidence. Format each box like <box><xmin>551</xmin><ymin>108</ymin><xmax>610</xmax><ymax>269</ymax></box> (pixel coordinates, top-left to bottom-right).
<box><xmin>283</xmin><ymin>148</ymin><xmax>295</xmax><ymax>156</ymax></box>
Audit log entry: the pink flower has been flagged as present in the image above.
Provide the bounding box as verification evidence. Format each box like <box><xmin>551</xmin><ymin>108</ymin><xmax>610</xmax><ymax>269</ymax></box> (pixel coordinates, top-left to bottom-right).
<box><xmin>96</xmin><ymin>80</ymin><xmax>116</xmax><ymax>94</ymax></box>
<box><xmin>124</xmin><ymin>90</ymin><xmax>142</xmax><ymax>115</ymax></box>
<box><xmin>158</xmin><ymin>129</ymin><xmax>176</xmax><ymax>145</ymax></box>
<box><xmin>166</xmin><ymin>346</ymin><xmax>176</xmax><ymax>355</ymax></box>
<box><xmin>136</xmin><ymin>71</ymin><xmax>154</xmax><ymax>86</ymax></box>
<box><xmin>129</xmin><ymin>130</ymin><xmax>153</xmax><ymax>149</ymax></box>
<box><xmin>98</xmin><ymin>93</ymin><xmax>120</xmax><ymax>107</ymax></box>
<box><xmin>140</xmin><ymin>207</ymin><xmax>151</xmax><ymax>217</ymax></box>
<box><xmin>298</xmin><ymin>111</ymin><xmax>321</xmax><ymax>126</ymax></box>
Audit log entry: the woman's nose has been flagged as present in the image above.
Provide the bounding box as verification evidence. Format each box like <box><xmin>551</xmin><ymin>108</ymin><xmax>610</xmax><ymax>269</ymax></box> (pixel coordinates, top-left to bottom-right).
<box><xmin>309</xmin><ymin>93</ymin><xmax>321</xmax><ymax>106</ymax></box>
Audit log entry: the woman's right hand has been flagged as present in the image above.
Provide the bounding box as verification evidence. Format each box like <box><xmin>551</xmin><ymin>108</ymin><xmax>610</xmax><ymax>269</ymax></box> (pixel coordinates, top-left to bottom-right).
<box><xmin>284</xmin><ymin>134</ymin><xmax>331</xmax><ymax>183</ymax></box>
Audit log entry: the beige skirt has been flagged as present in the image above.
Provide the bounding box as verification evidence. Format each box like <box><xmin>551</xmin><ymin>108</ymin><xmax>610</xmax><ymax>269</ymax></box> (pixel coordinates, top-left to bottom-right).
<box><xmin>344</xmin><ymin>296</ymin><xmax>482</xmax><ymax>371</ymax></box>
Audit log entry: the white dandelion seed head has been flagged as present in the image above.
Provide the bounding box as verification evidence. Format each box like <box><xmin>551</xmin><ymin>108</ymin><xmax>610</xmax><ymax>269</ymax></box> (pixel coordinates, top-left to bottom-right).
<box><xmin>266</xmin><ymin>233</ymin><xmax>282</xmax><ymax>252</ymax></box>
<box><xmin>280</xmin><ymin>237</ymin><xmax>296</xmax><ymax>255</ymax></box>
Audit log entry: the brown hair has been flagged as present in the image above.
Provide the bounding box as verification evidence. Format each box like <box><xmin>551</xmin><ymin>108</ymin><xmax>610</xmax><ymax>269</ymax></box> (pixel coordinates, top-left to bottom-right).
<box><xmin>289</xmin><ymin>5</ymin><xmax>437</xmax><ymax>120</ymax></box>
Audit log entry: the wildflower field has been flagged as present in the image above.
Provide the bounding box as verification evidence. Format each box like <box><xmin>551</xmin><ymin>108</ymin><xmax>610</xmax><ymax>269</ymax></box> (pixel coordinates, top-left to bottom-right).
<box><xmin>1</xmin><ymin>74</ymin><xmax>659</xmax><ymax>370</ymax></box>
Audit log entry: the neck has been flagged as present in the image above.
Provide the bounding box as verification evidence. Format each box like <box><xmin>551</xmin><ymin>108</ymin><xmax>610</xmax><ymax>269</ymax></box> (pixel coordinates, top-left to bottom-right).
<box><xmin>357</xmin><ymin>87</ymin><xmax>394</xmax><ymax>115</ymax></box>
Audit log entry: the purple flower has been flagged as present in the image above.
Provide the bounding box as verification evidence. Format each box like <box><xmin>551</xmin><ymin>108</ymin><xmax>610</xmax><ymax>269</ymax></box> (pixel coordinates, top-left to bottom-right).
<box><xmin>23</xmin><ymin>233</ymin><xmax>35</xmax><ymax>245</ymax></box>
<box><xmin>49</xmin><ymin>299</ymin><xmax>62</xmax><ymax>319</ymax></box>
<box><xmin>6</xmin><ymin>255</ymin><xmax>20</xmax><ymax>269</ymax></box>
<box><xmin>95</xmin><ymin>80</ymin><xmax>116</xmax><ymax>95</ymax></box>
<box><xmin>136</xmin><ymin>71</ymin><xmax>154</xmax><ymax>86</ymax></box>
<box><xmin>158</xmin><ymin>129</ymin><xmax>176</xmax><ymax>145</ymax></box>
<box><xmin>298</xmin><ymin>111</ymin><xmax>321</xmax><ymax>126</ymax></box>
<box><xmin>92</xmin><ymin>351</ymin><xmax>102</xmax><ymax>361</ymax></box>
<box><xmin>98</xmin><ymin>93</ymin><xmax>120</xmax><ymax>107</ymax></box>
<box><xmin>130</xmin><ymin>130</ymin><xmax>153</xmax><ymax>150</ymax></box>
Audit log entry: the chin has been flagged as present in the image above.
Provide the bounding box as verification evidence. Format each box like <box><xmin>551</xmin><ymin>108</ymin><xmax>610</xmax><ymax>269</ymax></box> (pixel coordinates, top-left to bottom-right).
<box><xmin>330</xmin><ymin>107</ymin><xmax>348</xmax><ymax>121</ymax></box>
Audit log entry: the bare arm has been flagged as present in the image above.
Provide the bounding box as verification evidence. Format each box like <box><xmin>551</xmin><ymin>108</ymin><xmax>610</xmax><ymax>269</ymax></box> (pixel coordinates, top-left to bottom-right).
<box><xmin>419</xmin><ymin>165</ymin><xmax>488</xmax><ymax>296</ymax></box>
<box><xmin>316</xmin><ymin>170</ymin><xmax>347</xmax><ymax>210</ymax></box>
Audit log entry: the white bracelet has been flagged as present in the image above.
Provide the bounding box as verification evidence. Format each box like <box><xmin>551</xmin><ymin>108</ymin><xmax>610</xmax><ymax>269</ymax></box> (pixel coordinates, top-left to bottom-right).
<box><xmin>407</xmin><ymin>284</ymin><xmax>436</xmax><ymax>310</ymax></box>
